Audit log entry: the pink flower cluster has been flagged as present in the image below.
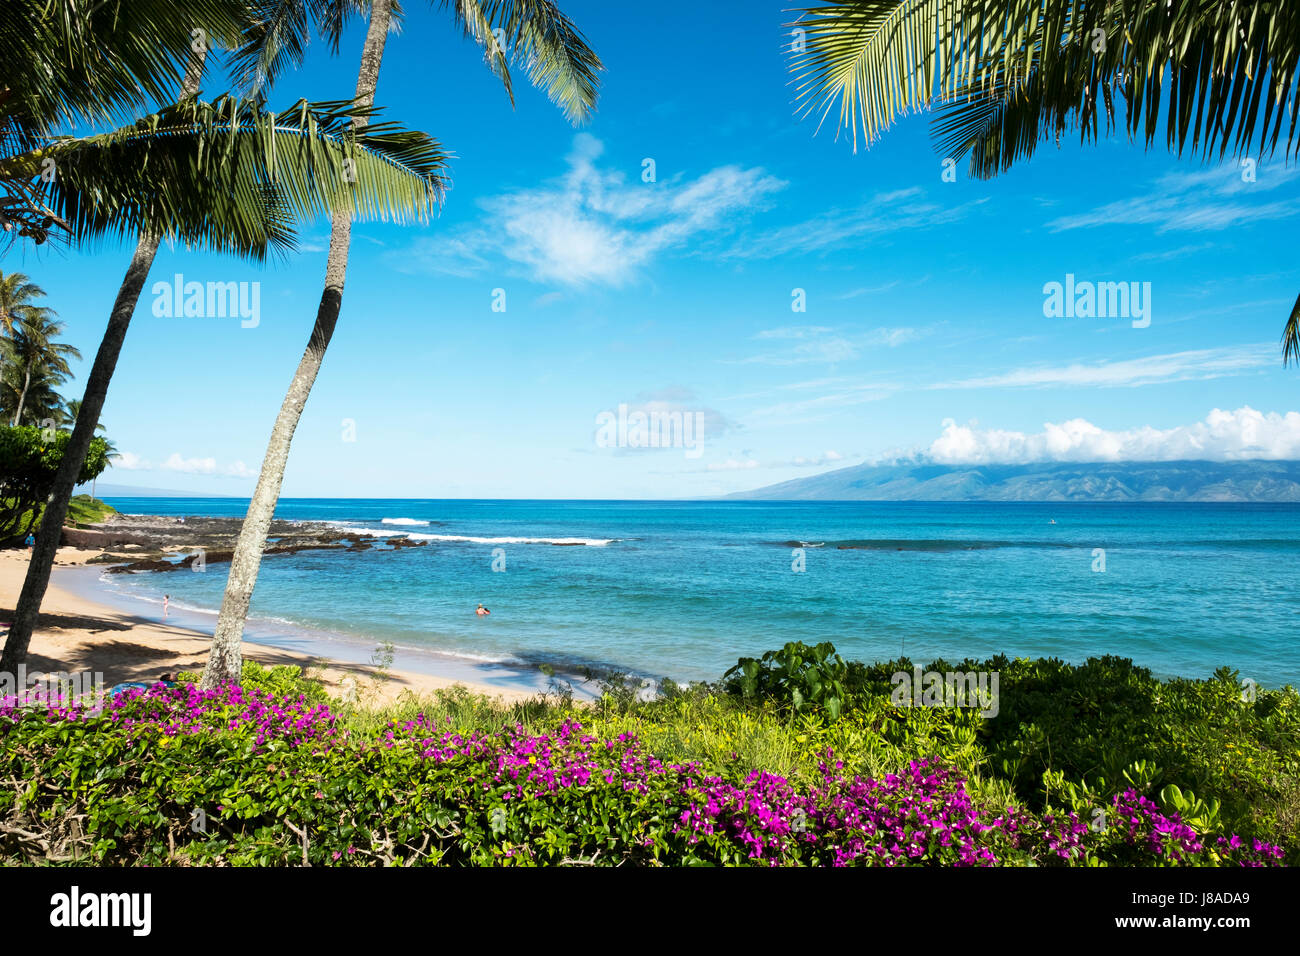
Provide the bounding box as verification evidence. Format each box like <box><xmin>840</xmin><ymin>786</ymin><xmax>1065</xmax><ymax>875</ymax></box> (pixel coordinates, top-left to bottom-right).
<box><xmin>1110</xmin><ymin>789</ymin><xmax>1284</xmax><ymax>866</ymax></box>
<box><xmin>674</xmin><ymin>757</ymin><xmax>1091</xmax><ymax>866</ymax></box>
<box><xmin>3</xmin><ymin>689</ymin><xmax>1286</xmax><ymax>866</ymax></box>
<box><xmin>382</xmin><ymin>716</ymin><xmax>690</xmax><ymax>801</ymax></box>
<box><xmin>1</xmin><ymin>681</ymin><xmax>339</xmax><ymax>750</ymax></box>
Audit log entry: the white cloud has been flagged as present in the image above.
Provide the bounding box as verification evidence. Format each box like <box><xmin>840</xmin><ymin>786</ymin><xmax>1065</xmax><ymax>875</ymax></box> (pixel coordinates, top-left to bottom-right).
<box><xmin>112</xmin><ymin>451</ymin><xmax>152</xmax><ymax>470</ymax></box>
<box><xmin>927</xmin><ymin>406</ymin><xmax>1300</xmax><ymax>464</ymax></box>
<box><xmin>161</xmin><ymin>453</ymin><xmax>218</xmax><ymax>475</ymax></box>
<box><xmin>113</xmin><ymin>452</ymin><xmax>253</xmax><ymax>478</ymax></box>
<box><xmin>1046</xmin><ymin>164</ymin><xmax>1300</xmax><ymax>233</ymax></box>
<box><xmin>747</xmin><ymin>382</ymin><xmax>899</xmax><ymax>422</ymax></box>
<box><xmin>786</xmin><ymin>450</ymin><xmax>844</xmax><ymax>467</ymax></box>
<box><xmin>703</xmin><ymin>450</ymin><xmax>846</xmax><ymax>472</ymax></box>
<box><xmin>929</xmin><ymin>345</ymin><xmax>1274</xmax><ymax>390</ymax></box>
<box><xmin>593</xmin><ymin>388</ymin><xmax>736</xmax><ymax>455</ymax></box>
<box><xmin>706</xmin><ymin>458</ymin><xmax>760</xmax><ymax>471</ymax></box>
<box><xmin>755</xmin><ymin>326</ymin><xmax>833</xmax><ymax>340</ymax></box>
<box><xmin>739</xmin><ymin>325</ymin><xmax>923</xmax><ymax>365</ymax></box>
<box><xmin>395</xmin><ymin>134</ymin><xmax>785</xmax><ymax>286</ymax></box>
<box><xmin>833</xmin><ymin>281</ymin><xmax>900</xmax><ymax>300</ymax></box>
<box><xmin>727</xmin><ymin>188</ymin><xmax>987</xmax><ymax>259</ymax></box>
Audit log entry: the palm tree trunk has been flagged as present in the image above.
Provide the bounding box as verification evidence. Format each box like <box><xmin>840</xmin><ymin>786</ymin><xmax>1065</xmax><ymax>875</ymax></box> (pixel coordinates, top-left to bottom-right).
<box><xmin>200</xmin><ymin>0</ymin><xmax>392</xmax><ymax>688</ymax></box>
<box><xmin>12</xmin><ymin>365</ymin><xmax>30</xmax><ymax>425</ymax></box>
<box><xmin>0</xmin><ymin>234</ymin><xmax>160</xmax><ymax>673</ymax></box>
<box><xmin>0</xmin><ymin>52</ymin><xmax>205</xmax><ymax>674</ymax></box>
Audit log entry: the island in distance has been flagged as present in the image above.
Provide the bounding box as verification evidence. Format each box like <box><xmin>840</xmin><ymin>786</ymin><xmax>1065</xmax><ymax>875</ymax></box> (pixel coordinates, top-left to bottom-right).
<box><xmin>728</xmin><ymin>460</ymin><xmax>1300</xmax><ymax>502</ymax></box>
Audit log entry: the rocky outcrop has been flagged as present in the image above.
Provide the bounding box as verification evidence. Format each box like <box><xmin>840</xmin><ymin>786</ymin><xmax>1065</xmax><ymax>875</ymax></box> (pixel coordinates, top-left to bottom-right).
<box><xmin>83</xmin><ymin>513</ymin><xmax>427</xmax><ymax>573</ymax></box>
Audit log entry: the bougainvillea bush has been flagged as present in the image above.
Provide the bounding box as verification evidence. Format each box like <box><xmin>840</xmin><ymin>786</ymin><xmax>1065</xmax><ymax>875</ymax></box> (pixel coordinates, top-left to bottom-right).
<box><xmin>0</xmin><ymin>679</ymin><xmax>1285</xmax><ymax>866</ymax></box>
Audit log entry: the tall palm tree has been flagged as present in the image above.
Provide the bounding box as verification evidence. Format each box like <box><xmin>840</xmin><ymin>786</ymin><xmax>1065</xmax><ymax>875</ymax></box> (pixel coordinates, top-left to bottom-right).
<box><xmin>6</xmin><ymin>311</ymin><xmax>80</xmax><ymax>426</ymax></box>
<box><xmin>200</xmin><ymin>0</ymin><xmax>604</xmax><ymax>687</ymax></box>
<box><xmin>789</xmin><ymin>0</ymin><xmax>1300</xmax><ymax>359</ymax></box>
<box><xmin>0</xmin><ymin>0</ymin><xmax>449</xmax><ymax>673</ymax></box>
<box><xmin>0</xmin><ymin>271</ymin><xmax>66</xmax><ymax>425</ymax></box>
<box><xmin>0</xmin><ymin>361</ymin><xmax>68</xmax><ymax>426</ymax></box>
<box><xmin>0</xmin><ymin>272</ymin><xmax>47</xmax><ymax>335</ymax></box>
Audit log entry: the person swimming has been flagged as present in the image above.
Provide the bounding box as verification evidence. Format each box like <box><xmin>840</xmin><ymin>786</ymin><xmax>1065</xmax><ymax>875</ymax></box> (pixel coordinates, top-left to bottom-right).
<box><xmin>476</xmin><ymin>603</ymin><xmax>490</xmax><ymax>616</ymax></box>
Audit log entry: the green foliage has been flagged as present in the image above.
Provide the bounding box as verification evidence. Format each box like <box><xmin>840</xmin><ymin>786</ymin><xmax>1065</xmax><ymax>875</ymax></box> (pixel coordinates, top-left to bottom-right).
<box><xmin>849</xmin><ymin>652</ymin><xmax>1300</xmax><ymax>854</ymax></box>
<box><xmin>0</xmin><ymin>424</ymin><xmax>110</xmax><ymax>540</ymax></box>
<box><xmin>177</xmin><ymin>661</ymin><xmax>331</xmax><ymax>707</ymax></box>
<box><xmin>1</xmin><ymin>643</ymin><xmax>1293</xmax><ymax>866</ymax></box>
<box><xmin>65</xmin><ymin>493</ymin><xmax>115</xmax><ymax>527</ymax></box>
<box><xmin>724</xmin><ymin>641</ymin><xmax>848</xmax><ymax>718</ymax></box>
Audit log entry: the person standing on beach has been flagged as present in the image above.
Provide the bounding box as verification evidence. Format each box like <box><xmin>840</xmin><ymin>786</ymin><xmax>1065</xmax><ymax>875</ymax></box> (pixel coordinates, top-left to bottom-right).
<box><xmin>24</xmin><ymin>532</ymin><xmax>34</xmax><ymax>552</ymax></box>
<box><xmin>163</xmin><ymin>595</ymin><xmax>169</xmax><ymax>619</ymax></box>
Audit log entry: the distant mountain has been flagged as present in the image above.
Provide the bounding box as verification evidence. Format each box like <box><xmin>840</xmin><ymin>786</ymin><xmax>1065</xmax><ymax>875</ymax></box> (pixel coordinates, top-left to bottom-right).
<box><xmin>74</xmin><ymin>482</ymin><xmax>234</xmax><ymax>499</ymax></box>
<box><xmin>727</xmin><ymin>460</ymin><xmax>1300</xmax><ymax>502</ymax></box>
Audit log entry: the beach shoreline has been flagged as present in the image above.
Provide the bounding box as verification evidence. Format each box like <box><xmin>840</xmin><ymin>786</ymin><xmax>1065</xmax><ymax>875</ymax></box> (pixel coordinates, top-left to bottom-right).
<box><xmin>0</xmin><ymin>546</ymin><xmax>542</xmax><ymax>705</ymax></box>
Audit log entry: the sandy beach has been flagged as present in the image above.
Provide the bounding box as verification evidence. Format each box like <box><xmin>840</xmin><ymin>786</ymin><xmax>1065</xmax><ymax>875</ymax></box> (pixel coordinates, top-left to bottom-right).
<box><xmin>0</xmin><ymin>546</ymin><xmax>537</xmax><ymax>705</ymax></box>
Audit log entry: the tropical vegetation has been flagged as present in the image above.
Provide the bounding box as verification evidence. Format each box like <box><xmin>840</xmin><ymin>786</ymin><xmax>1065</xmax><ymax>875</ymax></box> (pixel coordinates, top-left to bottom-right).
<box><xmin>0</xmin><ymin>426</ymin><xmax>111</xmax><ymax>541</ymax></box>
<box><xmin>0</xmin><ymin>273</ymin><xmax>81</xmax><ymax>429</ymax></box>
<box><xmin>0</xmin><ymin>646</ymin><xmax>1293</xmax><ymax>866</ymax></box>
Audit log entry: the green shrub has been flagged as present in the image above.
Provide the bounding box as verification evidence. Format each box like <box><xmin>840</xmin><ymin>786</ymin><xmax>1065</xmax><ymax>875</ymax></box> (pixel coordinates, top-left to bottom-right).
<box><xmin>724</xmin><ymin>641</ymin><xmax>848</xmax><ymax>718</ymax></box>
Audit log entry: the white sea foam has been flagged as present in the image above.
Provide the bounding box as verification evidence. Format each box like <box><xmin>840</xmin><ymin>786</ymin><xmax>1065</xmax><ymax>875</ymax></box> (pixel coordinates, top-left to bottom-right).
<box><xmin>381</xmin><ymin>518</ymin><xmax>430</xmax><ymax>526</ymax></box>
<box><xmin>325</xmin><ymin>522</ymin><xmax>614</xmax><ymax>546</ymax></box>
<box><xmin>403</xmin><ymin>533</ymin><xmax>616</xmax><ymax>546</ymax></box>
<box><xmin>327</xmin><ymin>524</ymin><xmax>403</xmax><ymax>538</ymax></box>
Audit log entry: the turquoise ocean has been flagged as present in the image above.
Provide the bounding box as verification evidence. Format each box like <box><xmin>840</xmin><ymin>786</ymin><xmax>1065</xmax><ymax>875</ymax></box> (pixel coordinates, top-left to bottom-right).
<box><xmin>75</xmin><ymin>499</ymin><xmax>1300</xmax><ymax>691</ymax></box>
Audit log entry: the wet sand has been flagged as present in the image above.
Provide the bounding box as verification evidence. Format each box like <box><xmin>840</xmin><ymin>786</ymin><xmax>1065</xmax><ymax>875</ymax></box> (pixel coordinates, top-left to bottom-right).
<box><xmin>0</xmin><ymin>546</ymin><xmax>537</xmax><ymax>706</ymax></box>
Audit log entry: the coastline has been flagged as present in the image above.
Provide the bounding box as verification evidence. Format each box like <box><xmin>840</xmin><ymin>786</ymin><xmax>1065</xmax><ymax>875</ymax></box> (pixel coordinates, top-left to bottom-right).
<box><xmin>0</xmin><ymin>547</ymin><xmax>542</xmax><ymax>705</ymax></box>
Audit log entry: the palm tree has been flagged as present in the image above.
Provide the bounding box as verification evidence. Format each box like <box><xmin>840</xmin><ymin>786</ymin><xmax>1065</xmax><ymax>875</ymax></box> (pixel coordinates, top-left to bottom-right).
<box><xmin>200</xmin><ymin>0</ymin><xmax>604</xmax><ymax>687</ymax></box>
<box><xmin>5</xmin><ymin>311</ymin><xmax>80</xmax><ymax>426</ymax></box>
<box><xmin>0</xmin><ymin>0</ymin><xmax>449</xmax><ymax>673</ymax></box>
<box><xmin>62</xmin><ymin>400</ymin><xmax>114</xmax><ymax>500</ymax></box>
<box><xmin>0</xmin><ymin>272</ymin><xmax>47</xmax><ymax>335</ymax></box>
<box><xmin>788</xmin><ymin>0</ymin><xmax>1300</xmax><ymax>359</ymax></box>
<box><xmin>63</xmin><ymin>399</ymin><xmax>105</xmax><ymax>434</ymax></box>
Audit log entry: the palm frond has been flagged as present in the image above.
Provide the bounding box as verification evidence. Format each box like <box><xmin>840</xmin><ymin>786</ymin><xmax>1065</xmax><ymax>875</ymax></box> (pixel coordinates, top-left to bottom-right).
<box><xmin>4</xmin><ymin>95</ymin><xmax>449</xmax><ymax>261</ymax></box>
<box><xmin>1284</xmin><ymin>292</ymin><xmax>1300</xmax><ymax>368</ymax></box>
<box><xmin>445</xmin><ymin>0</ymin><xmax>603</xmax><ymax>124</ymax></box>
<box><xmin>229</xmin><ymin>0</ymin><xmax>375</xmax><ymax>94</ymax></box>
<box><xmin>0</xmin><ymin>0</ymin><xmax>249</xmax><ymax>134</ymax></box>
<box><xmin>792</xmin><ymin>2</ymin><xmax>1300</xmax><ymax>164</ymax></box>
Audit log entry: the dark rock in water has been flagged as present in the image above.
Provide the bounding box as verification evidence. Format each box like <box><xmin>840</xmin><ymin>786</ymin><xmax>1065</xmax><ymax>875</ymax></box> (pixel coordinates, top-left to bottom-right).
<box><xmin>61</xmin><ymin>527</ymin><xmax>156</xmax><ymax>549</ymax></box>
<box><xmin>85</xmin><ymin>514</ymin><xmax>414</xmax><ymax>572</ymax></box>
<box><xmin>264</xmin><ymin>542</ymin><xmax>344</xmax><ymax>556</ymax></box>
<box><xmin>106</xmin><ymin>558</ymin><xmax>182</xmax><ymax>574</ymax></box>
<box><xmin>388</xmin><ymin>537</ymin><xmax>427</xmax><ymax>549</ymax></box>
<box><xmin>182</xmin><ymin>550</ymin><xmax>233</xmax><ymax>567</ymax></box>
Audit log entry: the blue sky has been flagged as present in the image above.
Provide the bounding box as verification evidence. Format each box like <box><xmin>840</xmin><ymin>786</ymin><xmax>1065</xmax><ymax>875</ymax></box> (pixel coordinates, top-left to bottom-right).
<box><xmin>13</xmin><ymin>0</ymin><xmax>1300</xmax><ymax>497</ymax></box>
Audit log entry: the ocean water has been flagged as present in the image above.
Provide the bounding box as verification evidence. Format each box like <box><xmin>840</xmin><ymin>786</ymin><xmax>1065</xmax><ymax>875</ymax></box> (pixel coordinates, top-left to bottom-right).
<box><xmin>88</xmin><ymin>499</ymin><xmax>1300</xmax><ymax>689</ymax></box>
